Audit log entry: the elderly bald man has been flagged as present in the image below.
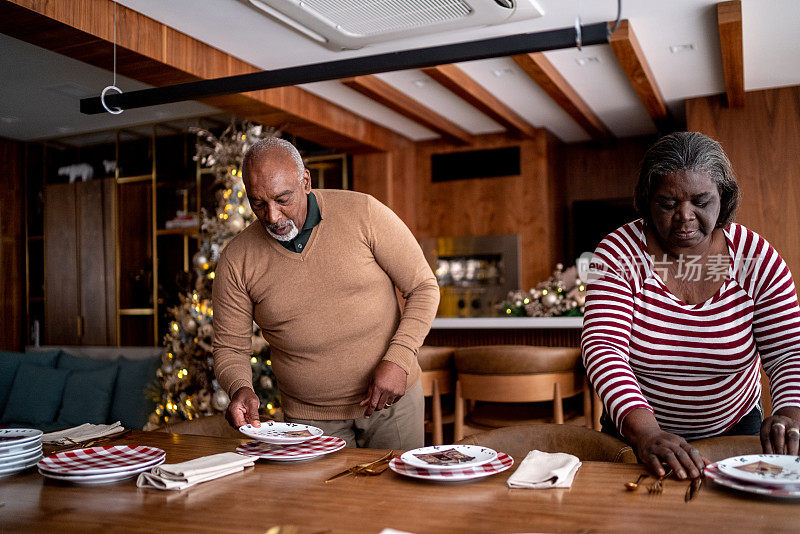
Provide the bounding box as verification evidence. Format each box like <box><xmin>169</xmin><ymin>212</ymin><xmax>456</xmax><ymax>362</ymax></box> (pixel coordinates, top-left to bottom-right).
<box><xmin>212</xmin><ymin>137</ymin><xmax>439</xmax><ymax>449</ymax></box>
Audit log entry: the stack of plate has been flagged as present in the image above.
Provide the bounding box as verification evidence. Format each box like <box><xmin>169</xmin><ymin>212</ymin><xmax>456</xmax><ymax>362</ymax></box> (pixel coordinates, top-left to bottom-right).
<box><xmin>37</xmin><ymin>445</ymin><xmax>166</xmax><ymax>485</ymax></box>
<box><xmin>389</xmin><ymin>444</ymin><xmax>513</xmax><ymax>482</ymax></box>
<box><xmin>237</xmin><ymin>422</ymin><xmax>345</xmax><ymax>461</ymax></box>
<box><xmin>705</xmin><ymin>454</ymin><xmax>800</xmax><ymax>498</ymax></box>
<box><xmin>0</xmin><ymin>428</ymin><xmax>43</xmax><ymax>478</ymax></box>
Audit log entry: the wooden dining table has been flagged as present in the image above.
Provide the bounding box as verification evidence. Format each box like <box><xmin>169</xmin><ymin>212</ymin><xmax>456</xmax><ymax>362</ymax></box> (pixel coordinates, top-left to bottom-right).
<box><xmin>1</xmin><ymin>430</ymin><xmax>799</xmax><ymax>533</ymax></box>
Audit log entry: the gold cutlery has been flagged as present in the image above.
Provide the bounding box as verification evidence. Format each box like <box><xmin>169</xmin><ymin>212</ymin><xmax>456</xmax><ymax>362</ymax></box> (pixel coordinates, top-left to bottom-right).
<box><xmin>648</xmin><ymin>468</ymin><xmax>673</xmax><ymax>495</ymax></box>
<box><xmin>49</xmin><ymin>430</ymin><xmax>132</xmax><ymax>454</ymax></box>
<box><xmin>684</xmin><ymin>476</ymin><xmax>703</xmax><ymax>502</ymax></box>
<box><xmin>324</xmin><ymin>451</ymin><xmax>394</xmax><ymax>483</ymax></box>
<box><xmin>624</xmin><ymin>473</ymin><xmax>649</xmax><ymax>491</ymax></box>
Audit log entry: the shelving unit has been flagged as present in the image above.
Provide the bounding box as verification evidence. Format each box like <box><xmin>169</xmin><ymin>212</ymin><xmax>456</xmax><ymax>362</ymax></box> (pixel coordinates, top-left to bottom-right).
<box><xmin>25</xmin><ymin>121</ymin><xmax>351</xmax><ymax>346</ymax></box>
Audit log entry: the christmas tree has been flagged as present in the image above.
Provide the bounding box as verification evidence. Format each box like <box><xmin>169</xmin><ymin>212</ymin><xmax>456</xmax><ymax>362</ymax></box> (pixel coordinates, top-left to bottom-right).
<box><xmin>146</xmin><ymin>122</ymin><xmax>281</xmax><ymax>428</ymax></box>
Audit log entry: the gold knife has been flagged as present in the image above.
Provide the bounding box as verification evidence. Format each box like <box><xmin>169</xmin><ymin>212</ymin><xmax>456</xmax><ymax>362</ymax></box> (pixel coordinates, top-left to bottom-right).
<box><xmin>685</xmin><ymin>476</ymin><xmax>703</xmax><ymax>502</ymax></box>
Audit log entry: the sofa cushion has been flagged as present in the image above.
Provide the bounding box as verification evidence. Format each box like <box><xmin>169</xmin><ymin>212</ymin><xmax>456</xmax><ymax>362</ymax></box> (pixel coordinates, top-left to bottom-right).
<box><xmin>110</xmin><ymin>355</ymin><xmax>161</xmax><ymax>430</ymax></box>
<box><xmin>57</xmin><ymin>365</ymin><xmax>120</xmax><ymax>426</ymax></box>
<box><xmin>0</xmin><ymin>350</ymin><xmax>60</xmax><ymax>414</ymax></box>
<box><xmin>57</xmin><ymin>351</ymin><xmax>118</xmax><ymax>371</ymax></box>
<box><xmin>1</xmin><ymin>364</ymin><xmax>69</xmax><ymax>425</ymax></box>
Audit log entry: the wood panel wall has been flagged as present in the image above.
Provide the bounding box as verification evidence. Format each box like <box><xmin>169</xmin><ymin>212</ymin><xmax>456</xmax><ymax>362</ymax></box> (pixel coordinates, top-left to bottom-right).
<box><xmin>687</xmin><ymin>86</ymin><xmax>800</xmax><ymax>277</ymax></box>
<box><xmin>412</xmin><ymin>132</ymin><xmax>562</xmax><ymax>287</ymax></box>
<box><xmin>352</xmin><ymin>145</ymin><xmax>418</xmax><ymax>232</ymax></box>
<box><xmin>0</xmin><ymin>137</ymin><xmax>25</xmax><ymax>351</ymax></box>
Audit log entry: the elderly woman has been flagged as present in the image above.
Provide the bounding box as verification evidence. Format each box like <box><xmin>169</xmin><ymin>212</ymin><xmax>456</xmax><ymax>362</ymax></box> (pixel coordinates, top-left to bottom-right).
<box><xmin>581</xmin><ymin>131</ymin><xmax>800</xmax><ymax>481</ymax></box>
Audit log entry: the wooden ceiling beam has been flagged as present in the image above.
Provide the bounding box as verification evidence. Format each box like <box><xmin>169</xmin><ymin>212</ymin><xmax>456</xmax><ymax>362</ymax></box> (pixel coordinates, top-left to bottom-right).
<box><xmin>512</xmin><ymin>53</ymin><xmax>613</xmax><ymax>143</ymax></box>
<box><xmin>0</xmin><ymin>0</ymin><xmax>408</xmax><ymax>152</ymax></box>
<box><xmin>609</xmin><ymin>20</ymin><xmax>672</xmax><ymax>130</ymax></box>
<box><xmin>421</xmin><ymin>64</ymin><xmax>538</xmax><ymax>138</ymax></box>
<box><xmin>717</xmin><ymin>1</ymin><xmax>745</xmax><ymax>107</ymax></box>
<box><xmin>342</xmin><ymin>75</ymin><xmax>474</xmax><ymax>145</ymax></box>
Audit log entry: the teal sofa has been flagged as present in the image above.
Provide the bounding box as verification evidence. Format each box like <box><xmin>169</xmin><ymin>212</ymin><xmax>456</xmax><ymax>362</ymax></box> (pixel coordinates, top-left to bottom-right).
<box><xmin>0</xmin><ymin>346</ymin><xmax>161</xmax><ymax>432</ymax></box>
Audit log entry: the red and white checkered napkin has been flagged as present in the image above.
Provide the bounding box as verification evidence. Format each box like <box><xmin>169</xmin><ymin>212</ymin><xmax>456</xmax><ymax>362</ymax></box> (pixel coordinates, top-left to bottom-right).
<box><xmin>389</xmin><ymin>452</ymin><xmax>514</xmax><ymax>481</ymax></box>
<box><xmin>38</xmin><ymin>446</ymin><xmax>166</xmax><ymax>475</ymax></box>
<box><xmin>236</xmin><ymin>436</ymin><xmax>346</xmax><ymax>460</ymax></box>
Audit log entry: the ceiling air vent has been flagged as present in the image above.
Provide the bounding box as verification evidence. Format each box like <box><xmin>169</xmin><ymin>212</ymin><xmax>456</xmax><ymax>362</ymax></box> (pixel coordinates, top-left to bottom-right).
<box><xmin>241</xmin><ymin>0</ymin><xmax>545</xmax><ymax>51</ymax></box>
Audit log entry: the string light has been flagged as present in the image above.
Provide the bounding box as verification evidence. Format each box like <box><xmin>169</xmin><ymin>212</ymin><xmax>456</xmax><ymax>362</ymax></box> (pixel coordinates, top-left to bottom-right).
<box><xmin>208</xmin><ymin>272</ymin><xmax>215</xmax><ymax>279</ymax></box>
<box><xmin>250</xmin><ymin>356</ymin><xmax>258</xmax><ymax>364</ymax></box>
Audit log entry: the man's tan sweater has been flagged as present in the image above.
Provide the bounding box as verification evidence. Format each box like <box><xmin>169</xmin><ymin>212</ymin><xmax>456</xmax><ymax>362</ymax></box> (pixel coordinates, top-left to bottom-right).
<box><xmin>212</xmin><ymin>189</ymin><xmax>440</xmax><ymax>420</ymax></box>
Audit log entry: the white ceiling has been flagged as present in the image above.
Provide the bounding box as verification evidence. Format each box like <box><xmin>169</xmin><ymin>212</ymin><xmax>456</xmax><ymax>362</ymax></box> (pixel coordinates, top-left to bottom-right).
<box><xmin>0</xmin><ymin>33</ymin><xmax>218</xmax><ymax>143</ymax></box>
<box><xmin>1</xmin><ymin>0</ymin><xmax>798</xmax><ymax>144</ymax></box>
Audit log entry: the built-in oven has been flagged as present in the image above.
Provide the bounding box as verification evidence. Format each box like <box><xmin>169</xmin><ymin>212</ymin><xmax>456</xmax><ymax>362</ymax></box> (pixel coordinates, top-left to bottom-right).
<box><xmin>420</xmin><ymin>235</ymin><xmax>520</xmax><ymax>317</ymax></box>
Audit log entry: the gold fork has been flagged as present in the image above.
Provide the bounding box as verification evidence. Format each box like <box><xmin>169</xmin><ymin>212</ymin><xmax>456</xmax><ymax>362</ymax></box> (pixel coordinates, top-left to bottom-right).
<box><xmin>648</xmin><ymin>468</ymin><xmax>673</xmax><ymax>495</ymax></box>
<box><xmin>325</xmin><ymin>451</ymin><xmax>395</xmax><ymax>482</ymax></box>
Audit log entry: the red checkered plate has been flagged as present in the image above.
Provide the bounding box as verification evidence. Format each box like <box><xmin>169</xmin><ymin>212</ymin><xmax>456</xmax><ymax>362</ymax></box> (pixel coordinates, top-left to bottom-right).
<box><xmin>38</xmin><ymin>464</ymin><xmax>159</xmax><ymax>485</ymax></box>
<box><xmin>389</xmin><ymin>452</ymin><xmax>514</xmax><ymax>482</ymax></box>
<box><xmin>38</xmin><ymin>446</ymin><xmax>166</xmax><ymax>475</ymax></box>
<box><xmin>236</xmin><ymin>436</ymin><xmax>346</xmax><ymax>461</ymax></box>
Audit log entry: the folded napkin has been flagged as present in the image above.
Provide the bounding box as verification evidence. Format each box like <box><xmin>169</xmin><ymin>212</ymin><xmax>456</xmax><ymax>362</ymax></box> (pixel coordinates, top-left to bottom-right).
<box><xmin>41</xmin><ymin>422</ymin><xmax>124</xmax><ymax>444</ymax></box>
<box><xmin>507</xmin><ymin>450</ymin><xmax>582</xmax><ymax>489</ymax></box>
<box><xmin>137</xmin><ymin>453</ymin><xmax>256</xmax><ymax>490</ymax></box>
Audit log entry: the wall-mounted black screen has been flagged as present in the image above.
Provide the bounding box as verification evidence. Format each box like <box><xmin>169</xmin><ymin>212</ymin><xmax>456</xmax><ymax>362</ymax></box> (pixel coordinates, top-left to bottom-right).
<box><xmin>431</xmin><ymin>146</ymin><xmax>521</xmax><ymax>183</ymax></box>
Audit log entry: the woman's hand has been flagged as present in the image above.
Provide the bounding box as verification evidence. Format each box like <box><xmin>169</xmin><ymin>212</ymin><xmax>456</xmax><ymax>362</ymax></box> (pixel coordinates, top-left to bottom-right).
<box><xmin>622</xmin><ymin>408</ymin><xmax>706</xmax><ymax>479</ymax></box>
<box><xmin>761</xmin><ymin>407</ymin><xmax>800</xmax><ymax>455</ymax></box>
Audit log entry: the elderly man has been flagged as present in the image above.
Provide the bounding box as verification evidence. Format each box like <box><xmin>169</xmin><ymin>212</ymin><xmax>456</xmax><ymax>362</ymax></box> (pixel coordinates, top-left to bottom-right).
<box><xmin>212</xmin><ymin>137</ymin><xmax>439</xmax><ymax>449</ymax></box>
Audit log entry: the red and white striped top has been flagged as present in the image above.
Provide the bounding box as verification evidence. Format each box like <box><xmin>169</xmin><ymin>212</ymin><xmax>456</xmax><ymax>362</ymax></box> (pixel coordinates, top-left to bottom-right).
<box><xmin>581</xmin><ymin>220</ymin><xmax>800</xmax><ymax>440</ymax></box>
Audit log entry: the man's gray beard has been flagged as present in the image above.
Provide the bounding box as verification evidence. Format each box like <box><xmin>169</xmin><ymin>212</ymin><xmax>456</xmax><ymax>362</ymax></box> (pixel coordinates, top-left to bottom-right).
<box><xmin>265</xmin><ymin>220</ymin><xmax>299</xmax><ymax>242</ymax></box>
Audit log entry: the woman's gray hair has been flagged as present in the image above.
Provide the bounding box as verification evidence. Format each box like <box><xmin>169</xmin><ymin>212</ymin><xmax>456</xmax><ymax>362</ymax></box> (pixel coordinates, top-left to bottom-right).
<box><xmin>634</xmin><ymin>131</ymin><xmax>740</xmax><ymax>228</ymax></box>
<box><xmin>242</xmin><ymin>137</ymin><xmax>305</xmax><ymax>181</ymax></box>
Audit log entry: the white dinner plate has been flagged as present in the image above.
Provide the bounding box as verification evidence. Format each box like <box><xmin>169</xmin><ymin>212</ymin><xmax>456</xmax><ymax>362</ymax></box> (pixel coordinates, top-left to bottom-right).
<box><xmin>713</xmin><ymin>454</ymin><xmax>800</xmax><ymax>486</ymax></box>
<box><xmin>236</xmin><ymin>436</ymin><xmax>346</xmax><ymax>461</ymax></box>
<box><xmin>0</xmin><ymin>440</ymin><xmax>41</xmax><ymax>457</ymax></box>
<box><xmin>400</xmin><ymin>445</ymin><xmax>498</xmax><ymax>471</ymax></box>
<box><xmin>238</xmin><ymin>422</ymin><xmax>324</xmax><ymax>445</ymax></box>
<box><xmin>0</xmin><ymin>428</ymin><xmax>43</xmax><ymax>448</ymax></box>
<box><xmin>390</xmin><ymin>452</ymin><xmax>513</xmax><ymax>482</ymax></box>
<box><xmin>0</xmin><ymin>447</ymin><xmax>43</xmax><ymax>468</ymax></box>
<box><xmin>0</xmin><ymin>444</ymin><xmax>42</xmax><ymax>462</ymax></box>
<box><xmin>0</xmin><ymin>454</ymin><xmax>42</xmax><ymax>477</ymax></box>
<box><xmin>705</xmin><ymin>464</ymin><xmax>800</xmax><ymax>498</ymax></box>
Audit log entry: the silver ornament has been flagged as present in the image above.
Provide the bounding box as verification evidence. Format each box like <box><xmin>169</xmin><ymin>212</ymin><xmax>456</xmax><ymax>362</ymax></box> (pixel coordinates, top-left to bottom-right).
<box><xmin>193</xmin><ymin>252</ymin><xmax>209</xmax><ymax>269</ymax></box>
<box><xmin>181</xmin><ymin>317</ymin><xmax>198</xmax><ymax>334</ymax></box>
<box><xmin>228</xmin><ymin>214</ymin><xmax>245</xmax><ymax>233</ymax></box>
<box><xmin>259</xmin><ymin>375</ymin><xmax>273</xmax><ymax>389</ymax></box>
<box><xmin>542</xmin><ymin>291</ymin><xmax>559</xmax><ymax>308</ymax></box>
<box><xmin>211</xmin><ymin>389</ymin><xmax>230</xmax><ymax>411</ymax></box>
<box><xmin>251</xmin><ymin>335</ymin><xmax>267</xmax><ymax>353</ymax></box>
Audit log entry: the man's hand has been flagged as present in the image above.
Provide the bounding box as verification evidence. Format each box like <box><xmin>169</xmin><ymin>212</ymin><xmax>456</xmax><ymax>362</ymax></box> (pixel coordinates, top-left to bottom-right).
<box><xmin>225</xmin><ymin>386</ymin><xmax>262</xmax><ymax>429</ymax></box>
<box><xmin>622</xmin><ymin>408</ymin><xmax>706</xmax><ymax>480</ymax></box>
<box><xmin>761</xmin><ymin>407</ymin><xmax>800</xmax><ymax>456</ymax></box>
<box><xmin>359</xmin><ymin>361</ymin><xmax>407</xmax><ymax>417</ymax></box>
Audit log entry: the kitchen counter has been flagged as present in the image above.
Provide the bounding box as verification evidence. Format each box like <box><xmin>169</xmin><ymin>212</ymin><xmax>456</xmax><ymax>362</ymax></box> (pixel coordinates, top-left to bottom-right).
<box><xmin>425</xmin><ymin>316</ymin><xmax>583</xmax><ymax>348</ymax></box>
<box><xmin>431</xmin><ymin>317</ymin><xmax>582</xmax><ymax>329</ymax></box>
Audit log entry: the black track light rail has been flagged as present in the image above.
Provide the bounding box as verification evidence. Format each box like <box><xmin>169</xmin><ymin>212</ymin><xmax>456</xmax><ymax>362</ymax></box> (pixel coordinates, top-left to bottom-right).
<box><xmin>81</xmin><ymin>22</ymin><xmax>611</xmax><ymax>115</ymax></box>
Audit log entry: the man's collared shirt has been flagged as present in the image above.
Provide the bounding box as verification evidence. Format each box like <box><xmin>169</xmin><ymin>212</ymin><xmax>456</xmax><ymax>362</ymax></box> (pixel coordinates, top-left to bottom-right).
<box><xmin>279</xmin><ymin>191</ymin><xmax>321</xmax><ymax>253</ymax></box>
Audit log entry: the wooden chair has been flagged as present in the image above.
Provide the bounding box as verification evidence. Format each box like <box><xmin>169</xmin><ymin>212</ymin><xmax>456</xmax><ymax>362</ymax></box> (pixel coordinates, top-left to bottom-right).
<box><xmin>418</xmin><ymin>346</ymin><xmax>456</xmax><ymax>445</ymax></box>
<box><xmin>453</xmin><ymin>345</ymin><xmax>585</xmax><ymax>441</ymax></box>
<box><xmin>455</xmin><ymin>423</ymin><xmax>635</xmax><ymax>462</ymax></box>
